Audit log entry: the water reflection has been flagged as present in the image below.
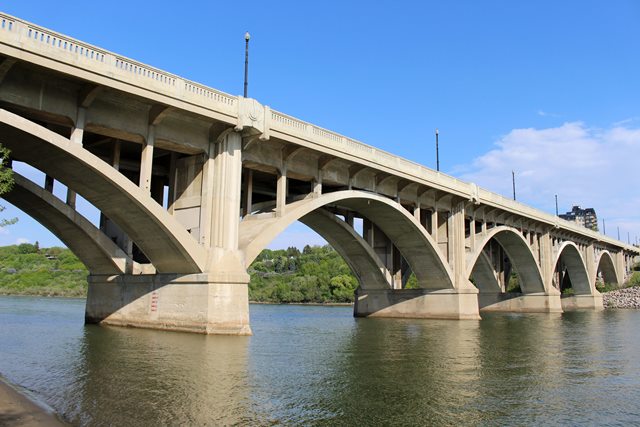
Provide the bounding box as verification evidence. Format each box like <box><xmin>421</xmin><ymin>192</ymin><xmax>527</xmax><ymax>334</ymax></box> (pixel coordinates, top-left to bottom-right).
<box><xmin>311</xmin><ymin>317</ymin><xmax>484</xmax><ymax>425</ymax></box>
<box><xmin>63</xmin><ymin>325</ymin><xmax>252</xmax><ymax>426</ymax></box>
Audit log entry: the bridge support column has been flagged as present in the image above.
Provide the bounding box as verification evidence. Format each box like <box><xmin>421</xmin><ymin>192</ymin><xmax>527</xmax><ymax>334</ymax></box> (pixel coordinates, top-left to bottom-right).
<box><xmin>85</xmin><ymin>273</ymin><xmax>251</xmax><ymax>335</ymax></box>
<box><xmin>354</xmin><ymin>288</ymin><xmax>480</xmax><ymax>320</ymax></box>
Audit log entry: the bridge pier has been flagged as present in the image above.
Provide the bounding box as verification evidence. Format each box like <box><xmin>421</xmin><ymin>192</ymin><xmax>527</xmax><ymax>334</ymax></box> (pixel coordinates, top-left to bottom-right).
<box><xmin>85</xmin><ymin>274</ymin><xmax>252</xmax><ymax>335</ymax></box>
<box><xmin>561</xmin><ymin>293</ymin><xmax>604</xmax><ymax>311</ymax></box>
<box><xmin>478</xmin><ymin>291</ymin><xmax>563</xmax><ymax>313</ymax></box>
<box><xmin>353</xmin><ymin>288</ymin><xmax>481</xmax><ymax>320</ymax></box>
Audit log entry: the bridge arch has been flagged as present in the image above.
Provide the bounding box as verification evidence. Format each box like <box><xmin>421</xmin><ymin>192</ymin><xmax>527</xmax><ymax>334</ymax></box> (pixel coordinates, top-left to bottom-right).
<box><xmin>239</xmin><ymin>190</ymin><xmax>455</xmax><ymax>289</ymax></box>
<box><xmin>0</xmin><ymin>109</ymin><xmax>206</xmax><ymax>273</ymax></box>
<box><xmin>466</xmin><ymin>226</ymin><xmax>545</xmax><ymax>293</ymax></box>
<box><xmin>470</xmin><ymin>251</ymin><xmax>502</xmax><ymax>293</ymax></box>
<box><xmin>299</xmin><ymin>209</ymin><xmax>392</xmax><ymax>290</ymax></box>
<box><xmin>596</xmin><ymin>250</ymin><xmax>620</xmax><ymax>285</ymax></box>
<box><xmin>552</xmin><ymin>242</ymin><xmax>591</xmax><ymax>295</ymax></box>
<box><xmin>3</xmin><ymin>173</ymin><xmax>137</xmax><ymax>274</ymax></box>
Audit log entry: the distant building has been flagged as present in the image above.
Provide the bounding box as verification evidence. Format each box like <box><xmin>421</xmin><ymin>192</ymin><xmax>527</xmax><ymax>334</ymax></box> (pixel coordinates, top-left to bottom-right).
<box><xmin>559</xmin><ymin>205</ymin><xmax>598</xmax><ymax>231</ymax></box>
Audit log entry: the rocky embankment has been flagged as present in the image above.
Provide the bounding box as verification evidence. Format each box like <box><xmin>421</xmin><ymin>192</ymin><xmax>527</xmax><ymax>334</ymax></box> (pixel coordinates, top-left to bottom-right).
<box><xmin>603</xmin><ymin>286</ymin><xmax>640</xmax><ymax>308</ymax></box>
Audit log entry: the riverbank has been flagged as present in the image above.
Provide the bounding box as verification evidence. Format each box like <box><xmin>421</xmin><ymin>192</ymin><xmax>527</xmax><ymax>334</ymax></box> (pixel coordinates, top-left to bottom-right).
<box><xmin>0</xmin><ymin>376</ymin><xmax>65</xmax><ymax>426</ymax></box>
<box><xmin>602</xmin><ymin>286</ymin><xmax>640</xmax><ymax>308</ymax></box>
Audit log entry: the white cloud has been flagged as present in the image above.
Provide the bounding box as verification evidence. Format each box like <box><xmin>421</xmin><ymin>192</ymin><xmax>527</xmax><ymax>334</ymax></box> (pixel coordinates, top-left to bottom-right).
<box><xmin>457</xmin><ymin>122</ymin><xmax>640</xmax><ymax>243</ymax></box>
<box><xmin>15</xmin><ymin>237</ymin><xmax>30</xmax><ymax>244</ymax></box>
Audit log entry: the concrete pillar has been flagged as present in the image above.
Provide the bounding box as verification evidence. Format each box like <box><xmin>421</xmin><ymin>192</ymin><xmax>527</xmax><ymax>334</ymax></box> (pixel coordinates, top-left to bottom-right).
<box><xmin>312</xmin><ymin>172</ymin><xmax>322</xmax><ymax>197</ymax></box>
<box><xmin>276</xmin><ymin>168</ymin><xmax>287</xmax><ymax>217</ymax></box>
<box><xmin>44</xmin><ymin>175</ymin><xmax>54</xmax><ymax>193</ymax></box>
<box><xmin>346</xmin><ymin>211</ymin><xmax>354</xmax><ymax>228</ymax></box>
<box><xmin>539</xmin><ymin>231</ymin><xmax>554</xmax><ymax>290</ymax></box>
<box><xmin>585</xmin><ymin>243</ymin><xmax>596</xmax><ymax>287</ymax></box>
<box><xmin>66</xmin><ymin>107</ymin><xmax>86</xmax><ymax>208</ymax></box>
<box><xmin>167</xmin><ymin>152</ymin><xmax>177</xmax><ymax>215</ymax></box>
<box><xmin>210</xmin><ymin>131</ymin><xmax>243</xmax><ymax>251</ymax></box>
<box><xmin>469</xmin><ymin>216</ymin><xmax>476</xmax><ymax>253</ymax></box>
<box><xmin>111</xmin><ymin>140</ymin><xmax>121</xmax><ymax>171</ymax></box>
<box><xmin>199</xmin><ymin>142</ymin><xmax>215</xmax><ymax>246</ymax></box>
<box><xmin>363</xmin><ymin>218</ymin><xmax>373</xmax><ymax>246</ymax></box>
<box><xmin>431</xmin><ymin>208</ymin><xmax>438</xmax><ymax>241</ymax></box>
<box><xmin>139</xmin><ymin>125</ymin><xmax>155</xmax><ymax>193</ymax></box>
<box><xmin>615</xmin><ymin>252</ymin><xmax>625</xmax><ymax>283</ymax></box>
<box><xmin>449</xmin><ymin>201</ymin><xmax>470</xmax><ymax>289</ymax></box>
<box><xmin>243</xmin><ymin>169</ymin><xmax>253</xmax><ymax>216</ymax></box>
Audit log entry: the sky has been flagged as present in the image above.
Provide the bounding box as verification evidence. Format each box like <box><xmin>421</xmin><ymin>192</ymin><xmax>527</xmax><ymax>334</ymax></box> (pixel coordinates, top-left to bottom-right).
<box><xmin>1</xmin><ymin>0</ymin><xmax>639</xmax><ymax>248</ymax></box>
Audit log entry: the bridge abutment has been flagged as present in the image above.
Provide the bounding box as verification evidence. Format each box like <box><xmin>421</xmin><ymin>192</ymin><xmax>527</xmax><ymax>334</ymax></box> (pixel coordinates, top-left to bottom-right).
<box><xmin>85</xmin><ymin>273</ymin><xmax>252</xmax><ymax>335</ymax></box>
<box><xmin>353</xmin><ymin>288</ymin><xmax>481</xmax><ymax>320</ymax></box>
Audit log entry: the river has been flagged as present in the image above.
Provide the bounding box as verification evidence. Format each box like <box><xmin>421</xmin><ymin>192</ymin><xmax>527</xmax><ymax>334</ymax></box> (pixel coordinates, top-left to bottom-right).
<box><xmin>1</xmin><ymin>296</ymin><xmax>639</xmax><ymax>425</ymax></box>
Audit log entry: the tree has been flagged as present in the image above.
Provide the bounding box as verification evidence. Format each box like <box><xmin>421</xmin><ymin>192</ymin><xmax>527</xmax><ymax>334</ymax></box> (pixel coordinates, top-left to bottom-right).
<box><xmin>0</xmin><ymin>145</ymin><xmax>16</xmax><ymax>227</ymax></box>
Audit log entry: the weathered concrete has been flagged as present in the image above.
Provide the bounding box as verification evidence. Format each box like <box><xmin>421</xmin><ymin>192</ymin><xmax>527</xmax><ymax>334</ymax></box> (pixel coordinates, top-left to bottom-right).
<box><xmin>478</xmin><ymin>291</ymin><xmax>563</xmax><ymax>313</ymax></box>
<box><xmin>86</xmin><ymin>274</ymin><xmax>251</xmax><ymax>335</ymax></box>
<box><xmin>561</xmin><ymin>293</ymin><xmax>604</xmax><ymax>311</ymax></box>
<box><xmin>354</xmin><ymin>288</ymin><xmax>481</xmax><ymax>320</ymax></box>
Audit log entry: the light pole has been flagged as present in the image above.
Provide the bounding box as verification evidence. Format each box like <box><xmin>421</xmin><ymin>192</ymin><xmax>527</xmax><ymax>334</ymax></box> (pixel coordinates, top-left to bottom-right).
<box><xmin>435</xmin><ymin>128</ymin><xmax>440</xmax><ymax>172</ymax></box>
<box><xmin>555</xmin><ymin>194</ymin><xmax>558</xmax><ymax>216</ymax></box>
<box><xmin>243</xmin><ymin>32</ymin><xmax>250</xmax><ymax>98</ymax></box>
<box><xmin>512</xmin><ymin>170</ymin><xmax>516</xmax><ymax>201</ymax></box>
<box><xmin>603</xmin><ymin>219</ymin><xmax>606</xmax><ymax>235</ymax></box>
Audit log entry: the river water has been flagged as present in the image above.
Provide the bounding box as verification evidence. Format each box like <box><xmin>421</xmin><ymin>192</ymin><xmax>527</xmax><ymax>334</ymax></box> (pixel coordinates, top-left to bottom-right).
<box><xmin>1</xmin><ymin>296</ymin><xmax>640</xmax><ymax>425</ymax></box>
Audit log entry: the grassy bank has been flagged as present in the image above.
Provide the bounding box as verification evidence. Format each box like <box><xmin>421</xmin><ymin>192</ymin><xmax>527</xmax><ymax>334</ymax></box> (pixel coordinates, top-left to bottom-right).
<box><xmin>0</xmin><ymin>244</ymin><xmax>87</xmax><ymax>297</ymax></box>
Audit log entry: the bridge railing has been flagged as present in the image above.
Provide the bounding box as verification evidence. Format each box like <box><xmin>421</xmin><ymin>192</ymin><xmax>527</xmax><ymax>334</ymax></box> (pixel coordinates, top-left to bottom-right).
<box><xmin>269</xmin><ymin>108</ymin><xmax>636</xmax><ymax>251</ymax></box>
<box><xmin>0</xmin><ymin>13</ymin><xmax>237</xmax><ymax>117</ymax></box>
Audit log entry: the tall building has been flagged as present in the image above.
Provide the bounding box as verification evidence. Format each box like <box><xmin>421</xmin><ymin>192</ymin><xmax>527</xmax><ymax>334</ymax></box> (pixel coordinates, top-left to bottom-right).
<box><xmin>559</xmin><ymin>206</ymin><xmax>598</xmax><ymax>231</ymax></box>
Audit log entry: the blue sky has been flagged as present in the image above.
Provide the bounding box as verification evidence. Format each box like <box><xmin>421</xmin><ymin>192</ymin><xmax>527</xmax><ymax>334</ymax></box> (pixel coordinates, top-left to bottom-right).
<box><xmin>1</xmin><ymin>1</ymin><xmax>639</xmax><ymax>248</ymax></box>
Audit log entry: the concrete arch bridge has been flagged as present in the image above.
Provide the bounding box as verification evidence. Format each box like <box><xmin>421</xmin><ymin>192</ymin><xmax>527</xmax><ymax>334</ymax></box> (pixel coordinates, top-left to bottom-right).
<box><xmin>0</xmin><ymin>14</ymin><xmax>637</xmax><ymax>334</ymax></box>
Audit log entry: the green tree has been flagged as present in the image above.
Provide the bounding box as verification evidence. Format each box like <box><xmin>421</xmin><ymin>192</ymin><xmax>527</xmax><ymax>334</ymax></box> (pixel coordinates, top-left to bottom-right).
<box><xmin>0</xmin><ymin>145</ymin><xmax>16</xmax><ymax>227</ymax></box>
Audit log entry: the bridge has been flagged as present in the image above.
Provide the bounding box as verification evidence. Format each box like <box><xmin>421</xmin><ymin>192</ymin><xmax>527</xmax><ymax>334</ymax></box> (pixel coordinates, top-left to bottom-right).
<box><xmin>0</xmin><ymin>13</ymin><xmax>637</xmax><ymax>334</ymax></box>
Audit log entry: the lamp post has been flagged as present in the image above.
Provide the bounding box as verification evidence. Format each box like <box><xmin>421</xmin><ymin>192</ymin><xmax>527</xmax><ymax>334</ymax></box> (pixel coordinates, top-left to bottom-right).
<box><xmin>512</xmin><ymin>170</ymin><xmax>516</xmax><ymax>201</ymax></box>
<box><xmin>555</xmin><ymin>194</ymin><xmax>558</xmax><ymax>216</ymax></box>
<box><xmin>243</xmin><ymin>32</ymin><xmax>250</xmax><ymax>98</ymax></box>
<box><xmin>435</xmin><ymin>128</ymin><xmax>440</xmax><ymax>172</ymax></box>
<box><xmin>603</xmin><ymin>219</ymin><xmax>606</xmax><ymax>235</ymax></box>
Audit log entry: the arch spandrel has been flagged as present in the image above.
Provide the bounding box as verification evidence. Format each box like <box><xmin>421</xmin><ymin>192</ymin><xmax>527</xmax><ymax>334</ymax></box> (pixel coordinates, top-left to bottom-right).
<box><xmin>0</xmin><ymin>109</ymin><xmax>206</xmax><ymax>273</ymax></box>
<box><xmin>239</xmin><ymin>190</ymin><xmax>455</xmax><ymax>289</ymax></box>
<box><xmin>466</xmin><ymin>226</ymin><xmax>545</xmax><ymax>293</ymax></box>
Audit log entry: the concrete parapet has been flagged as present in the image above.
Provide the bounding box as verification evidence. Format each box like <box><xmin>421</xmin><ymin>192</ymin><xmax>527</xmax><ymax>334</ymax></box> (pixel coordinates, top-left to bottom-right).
<box><xmin>85</xmin><ymin>273</ymin><xmax>251</xmax><ymax>335</ymax></box>
<box><xmin>561</xmin><ymin>293</ymin><xmax>604</xmax><ymax>311</ymax></box>
<box><xmin>353</xmin><ymin>288</ymin><xmax>481</xmax><ymax>320</ymax></box>
<box><xmin>478</xmin><ymin>291</ymin><xmax>563</xmax><ymax>313</ymax></box>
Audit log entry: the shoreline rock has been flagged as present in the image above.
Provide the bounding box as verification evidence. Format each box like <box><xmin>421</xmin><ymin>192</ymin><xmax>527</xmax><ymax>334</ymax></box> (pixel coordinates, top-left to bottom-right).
<box><xmin>602</xmin><ymin>286</ymin><xmax>640</xmax><ymax>309</ymax></box>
